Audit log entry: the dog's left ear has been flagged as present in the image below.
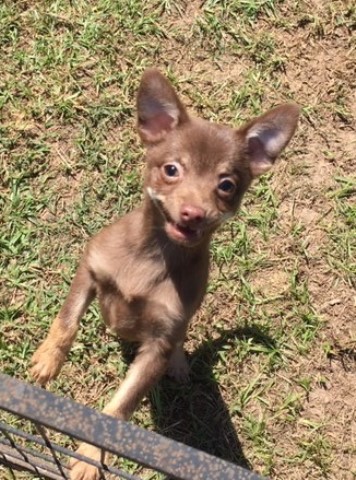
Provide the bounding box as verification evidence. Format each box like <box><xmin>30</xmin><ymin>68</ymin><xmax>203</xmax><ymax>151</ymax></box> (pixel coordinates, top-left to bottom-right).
<box><xmin>137</xmin><ymin>69</ymin><xmax>189</xmax><ymax>144</ymax></box>
<box><xmin>239</xmin><ymin>104</ymin><xmax>300</xmax><ymax>177</ymax></box>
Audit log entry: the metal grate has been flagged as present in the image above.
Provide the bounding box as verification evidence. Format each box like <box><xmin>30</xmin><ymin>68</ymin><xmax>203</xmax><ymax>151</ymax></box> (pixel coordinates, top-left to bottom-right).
<box><xmin>0</xmin><ymin>374</ymin><xmax>265</xmax><ymax>480</ymax></box>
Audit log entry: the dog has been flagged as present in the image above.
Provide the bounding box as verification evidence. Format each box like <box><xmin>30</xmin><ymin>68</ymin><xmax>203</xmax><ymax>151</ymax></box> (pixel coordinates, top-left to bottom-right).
<box><xmin>30</xmin><ymin>69</ymin><xmax>299</xmax><ymax>480</ymax></box>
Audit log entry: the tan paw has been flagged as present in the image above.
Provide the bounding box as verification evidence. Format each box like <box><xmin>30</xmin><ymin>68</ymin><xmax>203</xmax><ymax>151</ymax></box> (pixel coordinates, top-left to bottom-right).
<box><xmin>30</xmin><ymin>342</ymin><xmax>66</xmax><ymax>386</ymax></box>
<box><xmin>70</xmin><ymin>444</ymin><xmax>103</xmax><ymax>480</ymax></box>
<box><xmin>167</xmin><ymin>351</ymin><xmax>190</xmax><ymax>383</ymax></box>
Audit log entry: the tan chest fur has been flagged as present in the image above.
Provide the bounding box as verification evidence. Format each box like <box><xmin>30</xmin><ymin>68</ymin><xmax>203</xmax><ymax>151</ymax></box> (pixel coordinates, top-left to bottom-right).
<box><xmin>87</xmin><ymin>210</ymin><xmax>209</xmax><ymax>343</ymax></box>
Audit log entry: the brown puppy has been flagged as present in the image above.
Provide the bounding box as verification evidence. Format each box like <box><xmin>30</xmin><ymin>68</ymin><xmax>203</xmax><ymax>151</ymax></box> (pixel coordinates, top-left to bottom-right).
<box><xmin>30</xmin><ymin>69</ymin><xmax>299</xmax><ymax>480</ymax></box>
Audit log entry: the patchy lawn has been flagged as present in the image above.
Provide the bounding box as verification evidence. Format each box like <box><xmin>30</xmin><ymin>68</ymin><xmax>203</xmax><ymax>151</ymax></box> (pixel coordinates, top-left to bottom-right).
<box><xmin>1</xmin><ymin>1</ymin><xmax>355</xmax><ymax>479</ymax></box>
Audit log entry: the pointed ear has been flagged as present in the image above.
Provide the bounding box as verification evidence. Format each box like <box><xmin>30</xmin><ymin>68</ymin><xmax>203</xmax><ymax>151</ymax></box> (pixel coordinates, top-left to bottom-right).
<box><xmin>136</xmin><ymin>69</ymin><xmax>189</xmax><ymax>144</ymax></box>
<box><xmin>239</xmin><ymin>104</ymin><xmax>300</xmax><ymax>177</ymax></box>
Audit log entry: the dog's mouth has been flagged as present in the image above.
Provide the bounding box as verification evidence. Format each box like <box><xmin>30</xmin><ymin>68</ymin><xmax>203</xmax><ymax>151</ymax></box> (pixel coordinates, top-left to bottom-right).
<box><xmin>164</xmin><ymin>220</ymin><xmax>203</xmax><ymax>245</ymax></box>
<box><xmin>147</xmin><ymin>188</ymin><xmax>209</xmax><ymax>246</ymax></box>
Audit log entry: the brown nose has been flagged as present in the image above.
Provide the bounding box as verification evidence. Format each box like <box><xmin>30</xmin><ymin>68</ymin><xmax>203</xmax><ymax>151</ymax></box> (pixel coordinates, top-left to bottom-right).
<box><xmin>180</xmin><ymin>205</ymin><xmax>206</xmax><ymax>225</ymax></box>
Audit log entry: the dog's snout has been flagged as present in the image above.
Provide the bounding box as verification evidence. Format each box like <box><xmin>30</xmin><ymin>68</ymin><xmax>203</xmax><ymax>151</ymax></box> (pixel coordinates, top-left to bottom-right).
<box><xmin>180</xmin><ymin>205</ymin><xmax>206</xmax><ymax>225</ymax></box>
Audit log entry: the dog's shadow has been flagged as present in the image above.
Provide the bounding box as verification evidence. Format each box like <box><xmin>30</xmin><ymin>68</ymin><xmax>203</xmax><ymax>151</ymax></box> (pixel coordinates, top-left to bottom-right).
<box><xmin>146</xmin><ymin>325</ymin><xmax>276</xmax><ymax>471</ymax></box>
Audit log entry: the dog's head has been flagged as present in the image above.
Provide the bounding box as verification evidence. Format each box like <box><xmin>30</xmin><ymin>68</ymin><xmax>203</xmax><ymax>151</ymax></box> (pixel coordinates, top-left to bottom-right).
<box><xmin>137</xmin><ymin>69</ymin><xmax>299</xmax><ymax>247</ymax></box>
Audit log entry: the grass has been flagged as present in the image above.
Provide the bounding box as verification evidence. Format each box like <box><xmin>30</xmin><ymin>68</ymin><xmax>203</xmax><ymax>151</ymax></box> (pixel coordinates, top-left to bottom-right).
<box><xmin>1</xmin><ymin>1</ymin><xmax>355</xmax><ymax>479</ymax></box>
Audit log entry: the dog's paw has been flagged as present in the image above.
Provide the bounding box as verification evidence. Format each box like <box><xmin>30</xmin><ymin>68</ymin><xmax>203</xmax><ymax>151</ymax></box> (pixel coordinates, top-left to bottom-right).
<box><xmin>30</xmin><ymin>342</ymin><xmax>65</xmax><ymax>386</ymax></box>
<box><xmin>70</xmin><ymin>444</ymin><xmax>103</xmax><ymax>480</ymax></box>
<box><xmin>167</xmin><ymin>352</ymin><xmax>190</xmax><ymax>383</ymax></box>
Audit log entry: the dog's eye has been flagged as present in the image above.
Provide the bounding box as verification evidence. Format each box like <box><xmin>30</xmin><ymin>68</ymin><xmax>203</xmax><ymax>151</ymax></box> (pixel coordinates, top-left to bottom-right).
<box><xmin>217</xmin><ymin>178</ymin><xmax>236</xmax><ymax>195</ymax></box>
<box><xmin>164</xmin><ymin>164</ymin><xmax>178</xmax><ymax>177</ymax></box>
<box><xmin>162</xmin><ymin>163</ymin><xmax>181</xmax><ymax>179</ymax></box>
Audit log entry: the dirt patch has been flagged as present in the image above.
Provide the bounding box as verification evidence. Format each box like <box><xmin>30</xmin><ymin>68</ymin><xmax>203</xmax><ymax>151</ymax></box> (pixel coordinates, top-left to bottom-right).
<box><xmin>251</xmin><ymin>269</ymin><xmax>290</xmax><ymax>297</ymax></box>
<box><xmin>304</xmin><ymin>361</ymin><xmax>356</xmax><ymax>479</ymax></box>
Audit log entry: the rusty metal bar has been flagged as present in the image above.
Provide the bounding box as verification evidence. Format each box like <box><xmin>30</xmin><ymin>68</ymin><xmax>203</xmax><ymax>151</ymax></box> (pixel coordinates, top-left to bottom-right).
<box><xmin>35</xmin><ymin>423</ymin><xmax>68</xmax><ymax>479</ymax></box>
<box><xmin>0</xmin><ymin>422</ymin><xmax>138</xmax><ymax>479</ymax></box>
<box><xmin>0</xmin><ymin>374</ymin><xmax>265</xmax><ymax>480</ymax></box>
<box><xmin>0</xmin><ymin>441</ymin><xmax>69</xmax><ymax>480</ymax></box>
<box><xmin>0</xmin><ymin>434</ymin><xmax>69</xmax><ymax>478</ymax></box>
<box><xmin>0</xmin><ymin>422</ymin><xmax>137</xmax><ymax>480</ymax></box>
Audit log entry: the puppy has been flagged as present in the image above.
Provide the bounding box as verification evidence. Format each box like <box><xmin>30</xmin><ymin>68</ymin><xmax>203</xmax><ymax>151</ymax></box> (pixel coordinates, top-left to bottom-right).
<box><xmin>30</xmin><ymin>69</ymin><xmax>299</xmax><ymax>480</ymax></box>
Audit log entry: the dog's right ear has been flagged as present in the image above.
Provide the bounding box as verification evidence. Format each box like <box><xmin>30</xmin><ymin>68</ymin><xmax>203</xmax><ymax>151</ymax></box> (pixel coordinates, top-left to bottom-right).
<box><xmin>238</xmin><ymin>103</ymin><xmax>300</xmax><ymax>177</ymax></box>
<box><xmin>137</xmin><ymin>69</ymin><xmax>189</xmax><ymax>144</ymax></box>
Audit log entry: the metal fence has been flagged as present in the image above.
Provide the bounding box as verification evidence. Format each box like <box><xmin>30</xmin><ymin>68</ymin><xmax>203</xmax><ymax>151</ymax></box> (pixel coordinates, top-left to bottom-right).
<box><xmin>0</xmin><ymin>374</ymin><xmax>265</xmax><ymax>480</ymax></box>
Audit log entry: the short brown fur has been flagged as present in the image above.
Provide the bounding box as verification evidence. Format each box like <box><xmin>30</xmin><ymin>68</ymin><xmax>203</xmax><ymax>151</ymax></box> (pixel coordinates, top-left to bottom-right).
<box><xmin>30</xmin><ymin>69</ymin><xmax>299</xmax><ymax>480</ymax></box>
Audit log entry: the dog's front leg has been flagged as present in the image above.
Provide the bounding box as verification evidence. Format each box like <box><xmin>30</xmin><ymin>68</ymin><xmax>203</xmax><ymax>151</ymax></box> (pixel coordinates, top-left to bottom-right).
<box><xmin>31</xmin><ymin>261</ymin><xmax>95</xmax><ymax>385</ymax></box>
<box><xmin>70</xmin><ymin>337</ymin><xmax>172</xmax><ymax>480</ymax></box>
<box><xmin>167</xmin><ymin>341</ymin><xmax>190</xmax><ymax>382</ymax></box>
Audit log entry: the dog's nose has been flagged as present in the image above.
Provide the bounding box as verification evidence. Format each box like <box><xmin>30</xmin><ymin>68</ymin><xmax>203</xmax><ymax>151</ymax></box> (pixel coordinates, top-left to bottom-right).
<box><xmin>180</xmin><ymin>205</ymin><xmax>206</xmax><ymax>225</ymax></box>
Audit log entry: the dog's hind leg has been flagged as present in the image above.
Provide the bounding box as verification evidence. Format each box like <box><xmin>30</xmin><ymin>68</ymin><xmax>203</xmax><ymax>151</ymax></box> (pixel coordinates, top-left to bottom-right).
<box><xmin>69</xmin><ymin>337</ymin><xmax>172</xmax><ymax>480</ymax></box>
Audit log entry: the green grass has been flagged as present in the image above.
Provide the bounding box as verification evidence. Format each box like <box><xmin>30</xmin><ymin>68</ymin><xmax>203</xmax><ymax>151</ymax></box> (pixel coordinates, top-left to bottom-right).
<box><xmin>1</xmin><ymin>1</ymin><xmax>355</xmax><ymax>479</ymax></box>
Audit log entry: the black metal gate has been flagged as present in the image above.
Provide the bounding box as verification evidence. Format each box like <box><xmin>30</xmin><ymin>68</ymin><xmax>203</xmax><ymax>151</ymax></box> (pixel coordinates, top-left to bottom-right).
<box><xmin>0</xmin><ymin>374</ymin><xmax>265</xmax><ymax>480</ymax></box>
